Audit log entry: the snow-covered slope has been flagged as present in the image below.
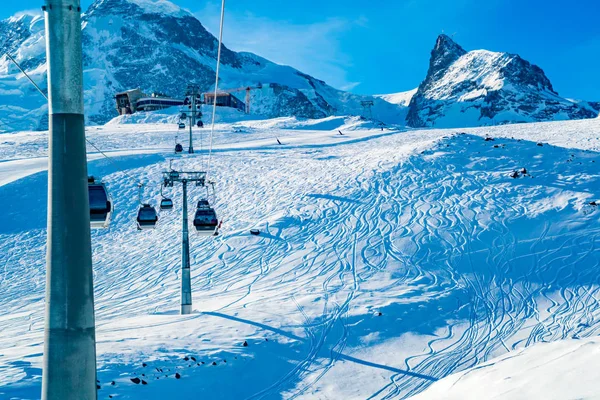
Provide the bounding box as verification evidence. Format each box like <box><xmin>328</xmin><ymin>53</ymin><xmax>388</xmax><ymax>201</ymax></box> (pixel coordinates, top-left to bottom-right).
<box><xmin>406</xmin><ymin>34</ymin><xmax>598</xmax><ymax>128</ymax></box>
<box><xmin>375</xmin><ymin>88</ymin><xmax>417</xmax><ymax>107</ymax></box>
<box><xmin>0</xmin><ymin>0</ymin><xmax>405</xmax><ymax>132</ymax></box>
<box><xmin>409</xmin><ymin>337</ymin><xmax>600</xmax><ymax>400</ymax></box>
<box><xmin>1</xmin><ymin>117</ymin><xmax>600</xmax><ymax>399</ymax></box>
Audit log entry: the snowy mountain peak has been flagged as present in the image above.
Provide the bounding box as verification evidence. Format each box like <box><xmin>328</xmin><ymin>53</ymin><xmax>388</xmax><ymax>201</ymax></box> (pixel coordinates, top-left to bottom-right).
<box><xmin>430</xmin><ymin>34</ymin><xmax>467</xmax><ymax>73</ymax></box>
<box><xmin>0</xmin><ymin>12</ymin><xmax>44</xmax><ymax>58</ymax></box>
<box><xmin>6</xmin><ymin>11</ymin><xmax>43</xmax><ymax>26</ymax></box>
<box><xmin>86</xmin><ymin>0</ymin><xmax>191</xmax><ymax>18</ymax></box>
<box><xmin>414</xmin><ymin>34</ymin><xmax>468</xmax><ymax>102</ymax></box>
<box><xmin>406</xmin><ymin>35</ymin><xmax>597</xmax><ymax>128</ymax></box>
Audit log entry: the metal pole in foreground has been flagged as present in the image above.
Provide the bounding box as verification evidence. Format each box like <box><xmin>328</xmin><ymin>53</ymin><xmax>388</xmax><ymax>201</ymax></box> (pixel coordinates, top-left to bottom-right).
<box><xmin>181</xmin><ymin>180</ymin><xmax>192</xmax><ymax>314</ymax></box>
<box><xmin>42</xmin><ymin>1</ymin><xmax>97</xmax><ymax>399</ymax></box>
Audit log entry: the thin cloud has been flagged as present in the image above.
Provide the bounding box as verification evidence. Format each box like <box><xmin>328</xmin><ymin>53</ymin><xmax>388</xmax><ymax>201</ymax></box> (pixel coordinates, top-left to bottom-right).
<box><xmin>340</xmin><ymin>82</ymin><xmax>361</xmax><ymax>91</ymax></box>
<box><xmin>194</xmin><ymin>2</ymin><xmax>364</xmax><ymax>91</ymax></box>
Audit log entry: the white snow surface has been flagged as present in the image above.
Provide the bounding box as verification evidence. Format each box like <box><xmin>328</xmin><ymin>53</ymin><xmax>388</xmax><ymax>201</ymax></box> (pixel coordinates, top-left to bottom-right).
<box><xmin>125</xmin><ymin>0</ymin><xmax>191</xmax><ymax>17</ymax></box>
<box><xmin>426</xmin><ymin>50</ymin><xmax>510</xmax><ymax>101</ymax></box>
<box><xmin>0</xmin><ymin>116</ymin><xmax>600</xmax><ymax>399</ymax></box>
<box><xmin>375</xmin><ymin>89</ymin><xmax>418</xmax><ymax>107</ymax></box>
<box><xmin>409</xmin><ymin>337</ymin><xmax>600</xmax><ymax>400</ymax></box>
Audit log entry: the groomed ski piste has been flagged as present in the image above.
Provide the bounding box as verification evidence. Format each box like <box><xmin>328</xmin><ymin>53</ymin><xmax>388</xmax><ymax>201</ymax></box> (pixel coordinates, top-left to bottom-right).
<box><xmin>1</xmin><ymin>112</ymin><xmax>599</xmax><ymax>399</ymax></box>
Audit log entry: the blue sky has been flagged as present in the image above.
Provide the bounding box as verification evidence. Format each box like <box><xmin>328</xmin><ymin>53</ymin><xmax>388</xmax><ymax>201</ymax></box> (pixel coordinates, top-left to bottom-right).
<box><xmin>4</xmin><ymin>0</ymin><xmax>600</xmax><ymax>99</ymax></box>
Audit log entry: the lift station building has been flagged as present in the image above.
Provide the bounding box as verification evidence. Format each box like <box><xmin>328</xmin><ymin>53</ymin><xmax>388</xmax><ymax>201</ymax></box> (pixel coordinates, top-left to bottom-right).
<box><xmin>115</xmin><ymin>89</ymin><xmax>184</xmax><ymax>115</ymax></box>
<box><xmin>203</xmin><ymin>92</ymin><xmax>245</xmax><ymax>112</ymax></box>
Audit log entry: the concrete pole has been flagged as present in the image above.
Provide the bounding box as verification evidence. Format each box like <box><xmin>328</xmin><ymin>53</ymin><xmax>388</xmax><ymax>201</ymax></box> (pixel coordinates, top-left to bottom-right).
<box><xmin>181</xmin><ymin>180</ymin><xmax>192</xmax><ymax>314</ymax></box>
<box><xmin>42</xmin><ymin>1</ymin><xmax>97</xmax><ymax>400</ymax></box>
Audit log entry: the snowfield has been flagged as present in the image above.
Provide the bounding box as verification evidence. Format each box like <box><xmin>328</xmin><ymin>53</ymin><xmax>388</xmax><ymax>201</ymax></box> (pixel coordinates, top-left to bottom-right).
<box><xmin>409</xmin><ymin>337</ymin><xmax>600</xmax><ymax>400</ymax></box>
<box><xmin>0</xmin><ymin>115</ymin><xmax>599</xmax><ymax>399</ymax></box>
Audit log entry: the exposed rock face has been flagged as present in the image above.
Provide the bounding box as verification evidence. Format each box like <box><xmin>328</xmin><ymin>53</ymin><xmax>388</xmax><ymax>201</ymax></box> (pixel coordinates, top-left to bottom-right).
<box><xmin>587</xmin><ymin>102</ymin><xmax>600</xmax><ymax>113</ymax></box>
<box><xmin>406</xmin><ymin>34</ymin><xmax>597</xmax><ymax>128</ymax></box>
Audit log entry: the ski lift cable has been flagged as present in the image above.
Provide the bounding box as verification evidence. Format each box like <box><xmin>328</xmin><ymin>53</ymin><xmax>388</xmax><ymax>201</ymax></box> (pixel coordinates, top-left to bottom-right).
<box><xmin>137</xmin><ymin>182</ymin><xmax>145</xmax><ymax>205</ymax></box>
<box><xmin>5</xmin><ymin>51</ymin><xmax>143</xmax><ymax>185</ymax></box>
<box><xmin>160</xmin><ymin>180</ymin><xmax>167</xmax><ymax>199</ymax></box>
<box><xmin>174</xmin><ymin>124</ymin><xmax>180</xmax><ymax>147</ymax></box>
<box><xmin>205</xmin><ymin>0</ymin><xmax>226</xmax><ymax>181</ymax></box>
<box><xmin>210</xmin><ymin>180</ymin><xmax>217</xmax><ymax>205</ymax></box>
<box><xmin>3</xmin><ymin>52</ymin><xmax>48</xmax><ymax>100</ymax></box>
<box><xmin>202</xmin><ymin>180</ymin><xmax>216</xmax><ymax>204</ymax></box>
<box><xmin>5</xmin><ymin>51</ymin><xmax>138</xmax><ymax>113</ymax></box>
<box><xmin>84</xmin><ymin>138</ymin><xmax>139</xmax><ymax>182</ymax></box>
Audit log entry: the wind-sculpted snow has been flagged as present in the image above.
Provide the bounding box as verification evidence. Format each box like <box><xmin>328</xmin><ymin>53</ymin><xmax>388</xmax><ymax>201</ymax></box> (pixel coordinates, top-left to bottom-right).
<box><xmin>0</xmin><ymin>119</ymin><xmax>599</xmax><ymax>399</ymax></box>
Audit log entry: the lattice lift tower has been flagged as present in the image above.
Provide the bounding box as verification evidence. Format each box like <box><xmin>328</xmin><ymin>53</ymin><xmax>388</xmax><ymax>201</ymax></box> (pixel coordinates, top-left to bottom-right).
<box><xmin>361</xmin><ymin>100</ymin><xmax>374</xmax><ymax>120</ymax></box>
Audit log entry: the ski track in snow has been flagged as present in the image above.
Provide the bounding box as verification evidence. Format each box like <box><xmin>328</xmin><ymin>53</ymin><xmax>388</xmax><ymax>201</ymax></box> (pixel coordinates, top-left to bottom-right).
<box><xmin>0</xmin><ymin>118</ymin><xmax>599</xmax><ymax>399</ymax></box>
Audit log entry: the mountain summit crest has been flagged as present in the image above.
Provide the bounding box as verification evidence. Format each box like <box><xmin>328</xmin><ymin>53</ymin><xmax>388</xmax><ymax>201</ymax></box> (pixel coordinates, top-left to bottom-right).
<box><xmin>406</xmin><ymin>34</ymin><xmax>596</xmax><ymax>128</ymax></box>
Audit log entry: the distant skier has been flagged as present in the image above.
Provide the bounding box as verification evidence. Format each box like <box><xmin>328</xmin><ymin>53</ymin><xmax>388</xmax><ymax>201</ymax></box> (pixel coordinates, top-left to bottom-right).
<box><xmin>277</xmin><ymin>138</ymin><xmax>282</xmax><ymax>145</ymax></box>
<box><xmin>338</xmin><ymin>130</ymin><xmax>343</xmax><ymax>135</ymax></box>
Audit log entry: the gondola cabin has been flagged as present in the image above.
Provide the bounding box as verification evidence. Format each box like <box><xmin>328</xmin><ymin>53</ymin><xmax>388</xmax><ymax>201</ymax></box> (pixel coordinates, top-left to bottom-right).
<box><xmin>175</xmin><ymin>143</ymin><xmax>183</xmax><ymax>153</ymax></box>
<box><xmin>178</xmin><ymin>123</ymin><xmax>185</xmax><ymax>129</ymax></box>
<box><xmin>193</xmin><ymin>201</ymin><xmax>218</xmax><ymax>236</ymax></box>
<box><xmin>160</xmin><ymin>198</ymin><xmax>174</xmax><ymax>210</ymax></box>
<box><xmin>137</xmin><ymin>204</ymin><xmax>158</xmax><ymax>230</ymax></box>
<box><xmin>88</xmin><ymin>177</ymin><xmax>113</xmax><ymax>229</ymax></box>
